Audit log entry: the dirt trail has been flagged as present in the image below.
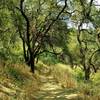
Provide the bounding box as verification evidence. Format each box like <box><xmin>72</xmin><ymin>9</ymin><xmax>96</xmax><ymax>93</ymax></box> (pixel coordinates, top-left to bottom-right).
<box><xmin>34</xmin><ymin>75</ymin><xmax>80</xmax><ymax>100</ymax></box>
<box><xmin>0</xmin><ymin>74</ymin><xmax>81</xmax><ymax>100</ymax></box>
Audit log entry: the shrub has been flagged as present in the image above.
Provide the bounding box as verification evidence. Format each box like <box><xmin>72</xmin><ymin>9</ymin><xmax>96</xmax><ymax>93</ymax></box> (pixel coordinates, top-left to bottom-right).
<box><xmin>39</xmin><ymin>53</ymin><xmax>59</xmax><ymax>65</ymax></box>
<box><xmin>74</xmin><ymin>68</ymin><xmax>84</xmax><ymax>81</ymax></box>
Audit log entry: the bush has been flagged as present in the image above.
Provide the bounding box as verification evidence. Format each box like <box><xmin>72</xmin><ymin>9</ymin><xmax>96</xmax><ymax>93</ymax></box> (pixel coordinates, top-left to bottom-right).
<box><xmin>92</xmin><ymin>71</ymin><xmax>100</xmax><ymax>86</ymax></box>
<box><xmin>74</xmin><ymin>68</ymin><xmax>84</xmax><ymax>81</ymax></box>
<box><xmin>78</xmin><ymin>72</ymin><xmax>100</xmax><ymax>99</ymax></box>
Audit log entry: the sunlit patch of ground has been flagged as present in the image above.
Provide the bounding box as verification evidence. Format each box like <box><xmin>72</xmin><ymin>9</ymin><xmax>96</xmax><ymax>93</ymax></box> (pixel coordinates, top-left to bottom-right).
<box><xmin>34</xmin><ymin>75</ymin><xmax>81</xmax><ymax>100</ymax></box>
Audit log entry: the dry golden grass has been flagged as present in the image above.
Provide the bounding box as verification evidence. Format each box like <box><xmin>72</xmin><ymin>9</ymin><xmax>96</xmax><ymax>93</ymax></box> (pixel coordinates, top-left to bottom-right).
<box><xmin>0</xmin><ymin>60</ymin><xmax>100</xmax><ymax>99</ymax></box>
<box><xmin>0</xmin><ymin>60</ymin><xmax>40</xmax><ymax>100</ymax></box>
<box><xmin>51</xmin><ymin>63</ymin><xmax>77</xmax><ymax>88</ymax></box>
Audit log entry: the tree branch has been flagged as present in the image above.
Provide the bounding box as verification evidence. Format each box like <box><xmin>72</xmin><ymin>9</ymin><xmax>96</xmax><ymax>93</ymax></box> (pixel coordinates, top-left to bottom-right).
<box><xmin>44</xmin><ymin>0</ymin><xmax>68</xmax><ymax>34</ymax></box>
<box><xmin>89</xmin><ymin>49</ymin><xmax>100</xmax><ymax>72</ymax></box>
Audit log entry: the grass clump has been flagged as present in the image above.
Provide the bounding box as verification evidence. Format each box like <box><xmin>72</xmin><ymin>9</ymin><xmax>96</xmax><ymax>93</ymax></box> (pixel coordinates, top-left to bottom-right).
<box><xmin>6</xmin><ymin>67</ymin><xmax>25</xmax><ymax>85</ymax></box>
<box><xmin>51</xmin><ymin>63</ymin><xmax>77</xmax><ymax>88</ymax></box>
<box><xmin>0</xmin><ymin>61</ymin><xmax>40</xmax><ymax>99</ymax></box>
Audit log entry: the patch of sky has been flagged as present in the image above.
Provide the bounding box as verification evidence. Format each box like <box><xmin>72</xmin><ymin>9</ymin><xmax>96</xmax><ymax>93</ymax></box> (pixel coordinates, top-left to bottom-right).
<box><xmin>58</xmin><ymin>0</ymin><xmax>96</xmax><ymax>30</ymax></box>
<box><xmin>88</xmin><ymin>0</ymin><xmax>100</xmax><ymax>9</ymax></box>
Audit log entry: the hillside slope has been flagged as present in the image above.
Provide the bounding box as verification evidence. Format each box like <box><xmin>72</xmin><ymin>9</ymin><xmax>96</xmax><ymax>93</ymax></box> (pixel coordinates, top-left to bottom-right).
<box><xmin>0</xmin><ymin>60</ymin><xmax>100</xmax><ymax>100</ymax></box>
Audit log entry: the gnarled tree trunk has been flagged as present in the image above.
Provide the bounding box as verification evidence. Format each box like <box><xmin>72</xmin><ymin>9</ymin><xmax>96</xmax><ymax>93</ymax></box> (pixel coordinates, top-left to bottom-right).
<box><xmin>84</xmin><ymin>67</ymin><xmax>90</xmax><ymax>81</ymax></box>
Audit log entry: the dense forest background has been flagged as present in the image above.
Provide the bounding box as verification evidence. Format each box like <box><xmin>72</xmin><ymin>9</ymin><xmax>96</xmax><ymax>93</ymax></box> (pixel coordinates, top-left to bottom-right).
<box><xmin>0</xmin><ymin>0</ymin><xmax>100</xmax><ymax>99</ymax></box>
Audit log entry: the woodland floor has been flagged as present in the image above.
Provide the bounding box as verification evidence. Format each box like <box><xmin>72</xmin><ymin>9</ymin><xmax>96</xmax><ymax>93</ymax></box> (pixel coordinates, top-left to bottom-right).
<box><xmin>34</xmin><ymin>75</ymin><xmax>81</xmax><ymax>100</ymax></box>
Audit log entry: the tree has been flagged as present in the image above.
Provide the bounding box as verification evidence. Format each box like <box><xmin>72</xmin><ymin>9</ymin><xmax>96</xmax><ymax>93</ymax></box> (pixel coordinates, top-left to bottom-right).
<box><xmin>10</xmin><ymin>0</ymin><xmax>68</xmax><ymax>73</ymax></box>
<box><xmin>71</xmin><ymin>0</ymin><xmax>100</xmax><ymax>80</ymax></box>
<box><xmin>0</xmin><ymin>1</ymin><xmax>22</xmax><ymax>61</ymax></box>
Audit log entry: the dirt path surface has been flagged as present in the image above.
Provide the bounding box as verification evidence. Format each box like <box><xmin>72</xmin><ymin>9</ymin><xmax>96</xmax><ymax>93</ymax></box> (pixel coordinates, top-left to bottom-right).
<box><xmin>34</xmin><ymin>75</ymin><xmax>80</xmax><ymax>100</ymax></box>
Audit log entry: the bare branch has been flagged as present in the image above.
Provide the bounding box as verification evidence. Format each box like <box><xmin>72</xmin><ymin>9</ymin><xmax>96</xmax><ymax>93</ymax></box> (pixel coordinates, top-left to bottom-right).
<box><xmin>16</xmin><ymin>0</ymin><xmax>30</xmax><ymax>44</ymax></box>
<box><xmin>44</xmin><ymin>0</ymin><xmax>68</xmax><ymax>34</ymax></box>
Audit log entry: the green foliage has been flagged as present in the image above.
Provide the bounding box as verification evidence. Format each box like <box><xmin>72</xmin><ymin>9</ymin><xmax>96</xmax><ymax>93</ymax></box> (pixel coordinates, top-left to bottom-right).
<box><xmin>39</xmin><ymin>52</ymin><xmax>60</xmax><ymax>65</ymax></box>
<box><xmin>74</xmin><ymin>68</ymin><xmax>84</xmax><ymax>81</ymax></box>
<box><xmin>0</xmin><ymin>0</ymin><xmax>100</xmax><ymax>83</ymax></box>
<box><xmin>79</xmin><ymin>81</ymin><xmax>100</xmax><ymax>98</ymax></box>
<box><xmin>0</xmin><ymin>0</ymin><xmax>99</xmax><ymax>99</ymax></box>
<box><xmin>92</xmin><ymin>71</ymin><xmax>100</xmax><ymax>86</ymax></box>
<box><xmin>78</xmin><ymin>71</ymin><xmax>100</xmax><ymax>97</ymax></box>
<box><xmin>0</xmin><ymin>48</ymin><xmax>23</xmax><ymax>63</ymax></box>
<box><xmin>79</xmin><ymin>82</ymin><xmax>93</xmax><ymax>95</ymax></box>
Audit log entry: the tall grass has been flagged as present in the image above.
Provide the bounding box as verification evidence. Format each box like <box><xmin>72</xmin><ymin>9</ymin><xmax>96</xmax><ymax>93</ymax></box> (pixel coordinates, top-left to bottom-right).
<box><xmin>0</xmin><ymin>61</ymin><xmax>40</xmax><ymax>99</ymax></box>
<box><xmin>51</xmin><ymin>63</ymin><xmax>77</xmax><ymax>88</ymax></box>
<box><xmin>76</xmin><ymin>70</ymin><xmax>100</xmax><ymax>99</ymax></box>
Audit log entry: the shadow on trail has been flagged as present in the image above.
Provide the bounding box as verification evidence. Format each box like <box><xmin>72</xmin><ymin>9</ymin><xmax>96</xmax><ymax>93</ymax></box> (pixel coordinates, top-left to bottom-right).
<box><xmin>34</xmin><ymin>76</ymin><xmax>81</xmax><ymax>100</ymax></box>
<box><xmin>35</xmin><ymin>89</ymin><xmax>80</xmax><ymax>100</ymax></box>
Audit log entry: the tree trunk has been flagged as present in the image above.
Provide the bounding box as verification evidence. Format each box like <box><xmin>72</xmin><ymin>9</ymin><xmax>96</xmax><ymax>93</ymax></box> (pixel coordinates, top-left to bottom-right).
<box><xmin>22</xmin><ymin>40</ymin><xmax>28</xmax><ymax>63</ymax></box>
<box><xmin>28</xmin><ymin>52</ymin><xmax>35</xmax><ymax>73</ymax></box>
<box><xmin>30</xmin><ymin>57</ymin><xmax>35</xmax><ymax>73</ymax></box>
<box><xmin>84</xmin><ymin>67</ymin><xmax>90</xmax><ymax>81</ymax></box>
<box><xmin>24</xmin><ymin>49</ymin><xmax>35</xmax><ymax>73</ymax></box>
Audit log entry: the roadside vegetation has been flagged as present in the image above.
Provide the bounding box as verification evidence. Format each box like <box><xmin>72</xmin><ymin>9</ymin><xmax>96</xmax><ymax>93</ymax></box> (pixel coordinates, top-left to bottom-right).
<box><xmin>0</xmin><ymin>0</ymin><xmax>100</xmax><ymax>99</ymax></box>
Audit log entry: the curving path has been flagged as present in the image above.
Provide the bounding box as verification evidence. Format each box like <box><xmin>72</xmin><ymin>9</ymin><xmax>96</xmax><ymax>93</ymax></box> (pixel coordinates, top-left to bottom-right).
<box><xmin>34</xmin><ymin>75</ymin><xmax>81</xmax><ymax>100</ymax></box>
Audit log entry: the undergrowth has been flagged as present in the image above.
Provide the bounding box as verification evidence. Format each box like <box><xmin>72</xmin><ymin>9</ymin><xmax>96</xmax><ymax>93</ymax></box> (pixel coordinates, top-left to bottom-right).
<box><xmin>51</xmin><ymin>63</ymin><xmax>77</xmax><ymax>88</ymax></box>
<box><xmin>0</xmin><ymin>60</ymin><xmax>100</xmax><ymax>100</ymax></box>
<box><xmin>0</xmin><ymin>60</ymin><xmax>40</xmax><ymax>100</ymax></box>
